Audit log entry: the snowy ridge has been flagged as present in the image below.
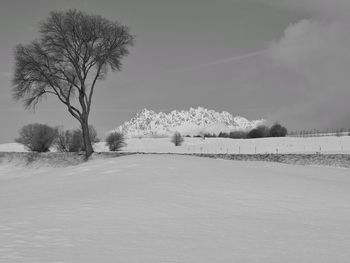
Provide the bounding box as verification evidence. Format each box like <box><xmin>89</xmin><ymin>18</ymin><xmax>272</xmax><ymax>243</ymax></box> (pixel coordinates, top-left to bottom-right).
<box><xmin>114</xmin><ymin>107</ymin><xmax>265</xmax><ymax>137</ymax></box>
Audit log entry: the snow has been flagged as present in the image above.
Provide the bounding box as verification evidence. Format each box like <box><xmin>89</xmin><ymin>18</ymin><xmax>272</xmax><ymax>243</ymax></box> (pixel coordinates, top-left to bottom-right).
<box><xmin>0</xmin><ymin>143</ymin><xmax>27</xmax><ymax>152</ymax></box>
<box><xmin>2</xmin><ymin>135</ymin><xmax>350</xmax><ymax>154</ymax></box>
<box><xmin>0</xmin><ymin>154</ymin><xmax>349</xmax><ymax>262</ymax></box>
<box><xmin>94</xmin><ymin>136</ymin><xmax>350</xmax><ymax>154</ymax></box>
<box><xmin>115</xmin><ymin>107</ymin><xmax>265</xmax><ymax>137</ymax></box>
<box><xmin>1</xmin><ymin>135</ymin><xmax>350</xmax><ymax>154</ymax></box>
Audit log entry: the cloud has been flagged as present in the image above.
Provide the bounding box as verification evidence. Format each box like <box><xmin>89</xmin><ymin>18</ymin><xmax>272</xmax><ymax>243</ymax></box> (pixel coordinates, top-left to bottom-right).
<box><xmin>268</xmin><ymin>20</ymin><xmax>350</xmax><ymax>66</ymax></box>
<box><xmin>255</xmin><ymin>17</ymin><xmax>350</xmax><ymax>129</ymax></box>
<box><xmin>169</xmin><ymin>49</ymin><xmax>268</xmax><ymax>73</ymax></box>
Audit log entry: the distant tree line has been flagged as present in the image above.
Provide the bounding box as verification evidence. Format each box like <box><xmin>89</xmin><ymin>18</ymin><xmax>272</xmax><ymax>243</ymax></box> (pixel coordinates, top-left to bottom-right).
<box><xmin>187</xmin><ymin>123</ymin><xmax>288</xmax><ymax>139</ymax></box>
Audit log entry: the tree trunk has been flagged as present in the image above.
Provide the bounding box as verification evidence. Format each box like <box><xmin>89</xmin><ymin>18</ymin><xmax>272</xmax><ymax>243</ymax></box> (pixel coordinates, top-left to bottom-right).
<box><xmin>81</xmin><ymin>118</ymin><xmax>94</xmax><ymax>159</ymax></box>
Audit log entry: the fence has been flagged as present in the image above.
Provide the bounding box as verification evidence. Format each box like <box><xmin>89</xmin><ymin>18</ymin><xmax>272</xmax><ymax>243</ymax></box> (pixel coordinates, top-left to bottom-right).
<box><xmin>288</xmin><ymin>129</ymin><xmax>350</xmax><ymax>138</ymax></box>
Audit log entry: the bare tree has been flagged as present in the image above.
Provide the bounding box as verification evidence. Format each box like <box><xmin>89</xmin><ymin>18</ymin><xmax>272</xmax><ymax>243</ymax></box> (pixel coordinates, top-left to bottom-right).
<box><xmin>171</xmin><ymin>132</ymin><xmax>184</xmax><ymax>146</ymax></box>
<box><xmin>106</xmin><ymin>132</ymin><xmax>126</xmax><ymax>151</ymax></box>
<box><xmin>12</xmin><ymin>9</ymin><xmax>134</xmax><ymax>158</ymax></box>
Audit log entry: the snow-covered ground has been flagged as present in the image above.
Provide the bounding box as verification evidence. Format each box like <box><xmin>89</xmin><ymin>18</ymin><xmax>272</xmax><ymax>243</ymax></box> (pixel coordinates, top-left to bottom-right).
<box><xmin>2</xmin><ymin>136</ymin><xmax>350</xmax><ymax>154</ymax></box>
<box><xmin>96</xmin><ymin>136</ymin><xmax>350</xmax><ymax>154</ymax></box>
<box><xmin>0</xmin><ymin>143</ymin><xmax>27</xmax><ymax>152</ymax></box>
<box><xmin>0</xmin><ymin>154</ymin><xmax>349</xmax><ymax>262</ymax></box>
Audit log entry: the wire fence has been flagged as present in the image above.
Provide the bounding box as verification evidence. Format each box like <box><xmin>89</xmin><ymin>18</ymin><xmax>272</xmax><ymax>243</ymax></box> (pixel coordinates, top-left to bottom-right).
<box><xmin>288</xmin><ymin>129</ymin><xmax>350</xmax><ymax>138</ymax></box>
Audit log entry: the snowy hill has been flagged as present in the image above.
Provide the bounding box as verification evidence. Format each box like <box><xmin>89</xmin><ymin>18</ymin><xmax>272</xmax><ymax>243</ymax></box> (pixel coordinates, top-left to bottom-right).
<box><xmin>1</xmin><ymin>155</ymin><xmax>349</xmax><ymax>262</ymax></box>
<box><xmin>115</xmin><ymin>107</ymin><xmax>265</xmax><ymax>137</ymax></box>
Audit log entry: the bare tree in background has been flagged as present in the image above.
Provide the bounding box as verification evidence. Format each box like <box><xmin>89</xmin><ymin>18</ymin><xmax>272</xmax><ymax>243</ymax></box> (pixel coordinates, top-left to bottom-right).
<box><xmin>171</xmin><ymin>132</ymin><xmax>184</xmax><ymax>146</ymax></box>
<box><xmin>12</xmin><ymin>9</ymin><xmax>134</xmax><ymax>158</ymax></box>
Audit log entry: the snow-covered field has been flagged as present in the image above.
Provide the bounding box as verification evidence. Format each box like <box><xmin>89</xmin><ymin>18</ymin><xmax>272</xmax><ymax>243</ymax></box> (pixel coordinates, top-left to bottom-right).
<box><xmin>2</xmin><ymin>136</ymin><xmax>350</xmax><ymax>154</ymax></box>
<box><xmin>0</xmin><ymin>154</ymin><xmax>349</xmax><ymax>262</ymax></box>
<box><xmin>96</xmin><ymin>136</ymin><xmax>350</xmax><ymax>154</ymax></box>
<box><xmin>0</xmin><ymin>143</ymin><xmax>27</xmax><ymax>152</ymax></box>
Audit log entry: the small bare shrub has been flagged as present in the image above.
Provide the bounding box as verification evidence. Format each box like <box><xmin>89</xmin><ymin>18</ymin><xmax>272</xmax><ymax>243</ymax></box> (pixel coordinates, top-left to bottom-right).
<box><xmin>106</xmin><ymin>132</ymin><xmax>126</xmax><ymax>151</ymax></box>
<box><xmin>55</xmin><ymin>129</ymin><xmax>81</xmax><ymax>152</ymax></box>
<box><xmin>55</xmin><ymin>125</ymin><xmax>99</xmax><ymax>152</ymax></box>
<box><xmin>171</xmin><ymin>132</ymin><xmax>184</xmax><ymax>146</ymax></box>
<box><xmin>15</xmin><ymin>123</ymin><xmax>58</xmax><ymax>152</ymax></box>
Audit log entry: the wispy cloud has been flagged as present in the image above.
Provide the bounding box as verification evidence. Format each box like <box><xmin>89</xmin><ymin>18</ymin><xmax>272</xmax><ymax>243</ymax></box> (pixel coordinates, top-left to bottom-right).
<box><xmin>169</xmin><ymin>49</ymin><xmax>267</xmax><ymax>73</ymax></box>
